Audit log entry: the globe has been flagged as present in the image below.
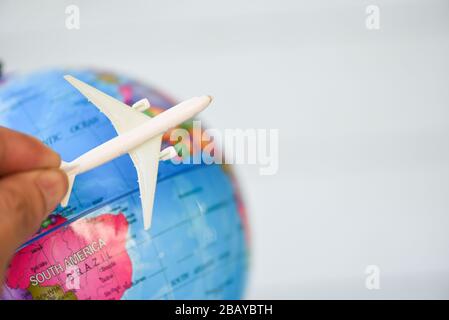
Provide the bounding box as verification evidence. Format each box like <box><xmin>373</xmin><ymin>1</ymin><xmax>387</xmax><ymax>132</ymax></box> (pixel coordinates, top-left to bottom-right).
<box><xmin>0</xmin><ymin>69</ymin><xmax>249</xmax><ymax>300</ymax></box>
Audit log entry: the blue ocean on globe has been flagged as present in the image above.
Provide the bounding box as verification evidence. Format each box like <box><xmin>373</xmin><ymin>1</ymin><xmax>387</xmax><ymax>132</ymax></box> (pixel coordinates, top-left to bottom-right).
<box><xmin>0</xmin><ymin>69</ymin><xmax>249</xmax><ymax>300</ymax></box>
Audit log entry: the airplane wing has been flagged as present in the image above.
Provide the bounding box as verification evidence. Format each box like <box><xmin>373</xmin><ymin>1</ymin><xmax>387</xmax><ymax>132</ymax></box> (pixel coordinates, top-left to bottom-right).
<box><xmin>64</xmin><ymin>75</ymin><xmax>163</xmax><ymax>230</ymax></box>
<box><xmin>64</xmin><ymin>75</ymin><xmax>149</xmax><ymax>134</ymax></box>
<box><xmin>129</xmin><ymin>134</ymin><xmax>163</xmax><ymax>230</ymax></box>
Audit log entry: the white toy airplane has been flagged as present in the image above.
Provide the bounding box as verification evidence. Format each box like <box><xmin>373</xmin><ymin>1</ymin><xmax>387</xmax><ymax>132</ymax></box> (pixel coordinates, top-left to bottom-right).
<box><xmin>59</xmin><ymin>75</ymin><xmax>212</xmax><ymax>230</ymax></box>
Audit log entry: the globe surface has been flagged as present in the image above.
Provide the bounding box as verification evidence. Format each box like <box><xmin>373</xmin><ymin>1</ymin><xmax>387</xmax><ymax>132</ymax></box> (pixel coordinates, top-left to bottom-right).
<box><xmin>0</xmin><ymin>69</ymin><xmax>249</xmax><ymax>300</ymax></box>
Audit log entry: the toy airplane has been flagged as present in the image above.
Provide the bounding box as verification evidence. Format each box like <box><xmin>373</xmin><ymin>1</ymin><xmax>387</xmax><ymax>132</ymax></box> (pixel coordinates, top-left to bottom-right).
<box><xmin>59</xmin><ymin>75</ymin><xmax>212</xmax><ymax>230</ymax></box>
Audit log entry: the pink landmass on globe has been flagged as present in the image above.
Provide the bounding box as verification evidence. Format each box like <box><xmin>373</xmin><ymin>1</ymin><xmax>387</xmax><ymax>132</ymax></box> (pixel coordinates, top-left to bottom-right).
<box><xmin>5</xmin><ymin>213</ymin><xmax>132</xmax><ymax>300</ymax></box>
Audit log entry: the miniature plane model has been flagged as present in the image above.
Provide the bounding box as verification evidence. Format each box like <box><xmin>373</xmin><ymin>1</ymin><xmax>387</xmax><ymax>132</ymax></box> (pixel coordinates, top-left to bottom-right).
<box><xmin>60</xmin><ymin>75</ymin><xmax>212</xmax><ymax>230</ymax></box>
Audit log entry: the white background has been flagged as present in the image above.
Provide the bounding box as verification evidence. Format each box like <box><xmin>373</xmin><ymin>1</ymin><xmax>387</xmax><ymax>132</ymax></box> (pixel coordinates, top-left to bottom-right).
<box><xmin>1</xmin><ymin>0</ymin><xmax>449</xmax><ymax>298</ymax></box>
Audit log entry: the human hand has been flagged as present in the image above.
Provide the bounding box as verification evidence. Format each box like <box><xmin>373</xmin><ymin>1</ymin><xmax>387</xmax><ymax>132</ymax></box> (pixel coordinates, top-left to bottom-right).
<box><xmin>0</xmin><ymin>127</ymin><xmax>68</xmax><ymax>284</ymax></box>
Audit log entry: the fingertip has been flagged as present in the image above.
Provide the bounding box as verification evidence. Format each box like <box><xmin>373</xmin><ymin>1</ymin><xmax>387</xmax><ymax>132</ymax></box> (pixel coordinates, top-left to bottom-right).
<box><xmin>0</xmin><ymin>169</ymin><xmax>68</xmax><ymax>257</ymax></box>
<box><xmin>0</xmin><ymin>128</ymin><xmax>62</xmax><ymax>175</ymax></box>
<box><xmin>39</xmin><ymin>145</ymin><xmax>62</xmax><ymax>168</ymax></box>
<box><xmin>35</xmin><ymin>169</ymin><xmax>68</xmax><ymax>214</ymax></box>
<box><xmin>25</xmin><ymin>134</ymin><xmax>61</xmax><ymax>168</ymax></box>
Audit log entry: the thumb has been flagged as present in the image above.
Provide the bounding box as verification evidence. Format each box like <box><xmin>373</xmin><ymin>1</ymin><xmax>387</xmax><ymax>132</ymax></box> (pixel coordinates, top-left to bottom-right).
<box><xmin>0</xmin><ymin>169</ymin><xmax>68</xmax><ymax>264</ymax></box>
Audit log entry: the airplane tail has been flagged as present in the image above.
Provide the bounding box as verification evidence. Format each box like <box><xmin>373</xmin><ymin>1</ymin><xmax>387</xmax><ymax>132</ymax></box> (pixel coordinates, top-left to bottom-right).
<box><xmin>60</xmin><ymin>161</ymin><xmax>77</xmax><ymax>207</ymax></box>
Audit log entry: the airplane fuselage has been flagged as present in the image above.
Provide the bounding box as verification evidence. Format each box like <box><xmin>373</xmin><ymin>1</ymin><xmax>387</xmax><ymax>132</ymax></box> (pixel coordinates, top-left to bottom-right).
<box><xmin>63</xmin><ymin>96</ymin><xmax>211</xmax><ymax>175</ymax></box>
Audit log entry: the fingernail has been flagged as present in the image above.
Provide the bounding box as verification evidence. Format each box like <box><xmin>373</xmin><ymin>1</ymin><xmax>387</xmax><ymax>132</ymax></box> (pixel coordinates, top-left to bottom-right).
<box><xmin>35</xmin><ymin>169</ymin><xmax>68</xmax><ymax>212</ymax></box>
